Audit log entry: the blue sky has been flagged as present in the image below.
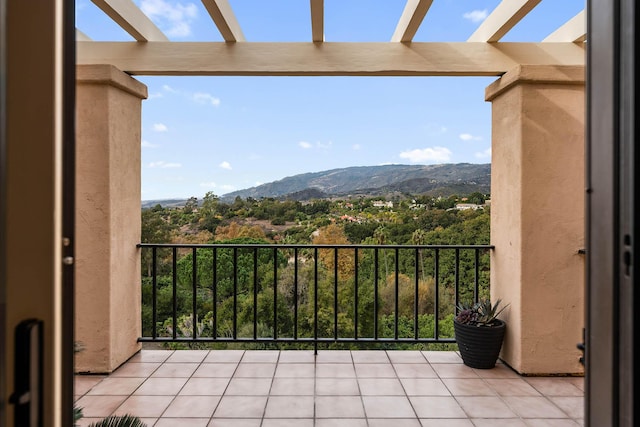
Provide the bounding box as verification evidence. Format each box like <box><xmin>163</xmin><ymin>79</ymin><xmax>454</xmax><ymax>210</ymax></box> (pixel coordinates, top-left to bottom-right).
<box><xmin>76</xmin><ymin>0</ymin><xmax>585</xmax><ymax>200</ymax></box>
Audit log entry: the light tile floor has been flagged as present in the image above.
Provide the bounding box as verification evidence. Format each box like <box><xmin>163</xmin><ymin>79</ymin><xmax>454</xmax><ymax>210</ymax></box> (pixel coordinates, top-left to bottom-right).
<box><xmin>75</xmin><ymin>350</ymin><xmax>584</xmax><ymax>427</ymax></box>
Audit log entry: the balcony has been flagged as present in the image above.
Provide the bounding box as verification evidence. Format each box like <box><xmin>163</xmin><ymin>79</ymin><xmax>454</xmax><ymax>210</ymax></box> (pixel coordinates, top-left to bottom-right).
<box><xmin>75</xmin><ymin>349</ymin><xmax>584</xmax><ymax>426</ymax></box>
<box><xmin>74</xmin><ymin>243</ymin><xmax>584</xmax><ymax>425</ymax></box>
<box><xmin>74</xmin><ymin>63</ymin><xmax>585</xmax><ymax>379</ymax></box>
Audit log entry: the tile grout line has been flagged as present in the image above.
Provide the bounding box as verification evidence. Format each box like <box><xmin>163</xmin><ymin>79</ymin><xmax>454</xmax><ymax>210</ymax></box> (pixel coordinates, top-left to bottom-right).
<box><xmin>432</xmin><ymin>358</ymin><xmax>481</xmax><ymax>422</ymax></box>
<box><xmin>391</xmin><ymin>349</ymin><xmax>432</xmax><ymax>423</ymax></box>
<box><xmin>522</xmin><ymin>377</ymin><xmax>584</xmax><ymax>422</ymax></box>
<box><xmin>207</xmin><ymin>350</ymin><xmax>249</xmax><ymax>425</ymax></box>
<box><xmin>350</xmin><ymin>350</ymin><xmax>370</xmax><ymax>427</ymax></box>
<box><xmin>154</xmin><ymin>349</ymin><xmax>210</xmax><ymax>424</ymax></box>
<box><xmin>109</xmin><ymin>349</ymin><xmax>175</xmax><ymax>423</ymax></box>
<box><xmin>206</xmin><ymin>349</ymin><xmax>243</xmax><ymax>426</ymax></box>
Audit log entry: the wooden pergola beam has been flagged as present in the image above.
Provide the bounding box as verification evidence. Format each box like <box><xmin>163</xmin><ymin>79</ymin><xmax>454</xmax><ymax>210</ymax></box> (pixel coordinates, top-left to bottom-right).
<box><xmin>467</xmin><ymin>0</ymin><xmax>542</xmax><ymax>43</ymax></box>
<box><xmin>91</xmin><ymin>0</ymin><xmax>168</xmax><ymax>42</ymax></box>
<box><xmin>77</xmin><ymin>41</ymin><xmax>585</xmax><ymax>76</ymax></box>
<box><xmin>391</xmin><ymin>0</ymin><xmax>434</xmax><ymax>42</ymax></box>
<box><xmin>310</xmin><ymin>0</ymin><xmax>324</xmax><ymax>42</ymax></box>
<box><xmin>543</xmin><ymin>10</ymin><xmax>586</xmax><ymax>43</ymax></box>
<box><xmin>201</xmin><ymin>0</ymin><xmax>245</xmax><ymax>42</ymax></box>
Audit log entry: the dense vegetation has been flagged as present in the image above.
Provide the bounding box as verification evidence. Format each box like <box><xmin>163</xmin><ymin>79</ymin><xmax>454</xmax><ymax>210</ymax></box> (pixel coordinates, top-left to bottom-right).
<box><xmin>141</xmin><ymin>192</ymin><xmax>490</xmax><ymax>350</ymax></box>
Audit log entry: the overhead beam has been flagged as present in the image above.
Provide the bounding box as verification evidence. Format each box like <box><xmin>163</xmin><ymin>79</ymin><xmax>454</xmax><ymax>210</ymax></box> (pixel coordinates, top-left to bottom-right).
<box><xmin>467</xmin><ymin>0</ymin><xmax>542</xmax><ymax>42</ymax></box>
<box><xmin>543</xmin><ymin>10</ymin><xmax>586</xmax><ymax>43</ymax></box>
<box><xmin>201</xmin><ymin>0</ymin><xmax>245</xmax><ymax>42</ymax></box>
<box><xmin>77</xmin><ymin>41</ymin><xmax>585</xmax><ymax>76</ymax></box>
<box><xmin>91</xmin><ymin>0</ymin><xmax>168</xmax><ymax>42</ymax></box>
<box><xmin>76</xmin><ymin>29</ymin><xmax>92</xmax><ymax>41</ymax></box>
<box><xmin>310</xmin><ymin>0</ymin><xmax>324</xmax><ymax>42</ymax></box>
<box><xmin>391</xmin><ymin>0</ymin><xmax>434</xmax><ymax>42</ymax></box>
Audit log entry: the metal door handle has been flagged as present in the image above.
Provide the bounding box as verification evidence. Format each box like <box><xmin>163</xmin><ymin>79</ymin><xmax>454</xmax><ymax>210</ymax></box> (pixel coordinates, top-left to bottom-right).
<box><xmin>8</xmin><ymin>319</ymin><xmax>43</xmax><ymax>427</ymax></box>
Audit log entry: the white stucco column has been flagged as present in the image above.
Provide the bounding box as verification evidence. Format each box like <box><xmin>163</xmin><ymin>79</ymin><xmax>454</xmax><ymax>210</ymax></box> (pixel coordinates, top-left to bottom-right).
<box><xmin>75</xmin><ymin>65</ymin><xmax>147</xmax><ymax>373</ymax></box>
<box><xmin>486</xmin><ymin>65</ymin><xmax>585</xmax><ymax>375</ymax></box>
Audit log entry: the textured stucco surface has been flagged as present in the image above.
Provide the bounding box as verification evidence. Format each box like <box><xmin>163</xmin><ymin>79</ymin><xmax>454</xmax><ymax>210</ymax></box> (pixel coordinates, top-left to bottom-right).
<box><xmin>75</xmin><ymin>65</ymin><xmax>146</xmax><ymax>373</ymax></box>
<box><xmin>486</xmin><ymin>65</ymin><xmax>585</xmax><ymax>375</ymax></box>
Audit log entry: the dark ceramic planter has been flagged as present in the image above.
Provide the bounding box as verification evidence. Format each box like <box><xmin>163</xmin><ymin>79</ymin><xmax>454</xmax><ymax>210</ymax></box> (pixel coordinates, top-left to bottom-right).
<box><xmin>454</xmin><ymin>319</ymin><xmax>506</xmax><ymax>369</ymax></box>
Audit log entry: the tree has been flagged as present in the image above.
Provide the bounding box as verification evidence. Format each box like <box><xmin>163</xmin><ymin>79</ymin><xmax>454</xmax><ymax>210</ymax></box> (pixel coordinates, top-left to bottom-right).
<box><xmin>411</xmin><ymin>229</ymin><xmax>428</xmax><ymax>282</ymax></box>
<box><xmin>467</xmin><ymin>192</ymin><xmax>486</xmax><ymax>205</ymax></box>
<box><xmin>183</xmin><ymin>196</ymin><xmax>198</xmax><ymax>214</ymax></box>
<box><xmin>344</xmin><ymin>222</ymin><xmax>379</xmax><ymax>243</ymax></box>
<box><xmin>141</xmin><ymin>207</ymin><xmax>173</xmax><ymax>276</ymax></box>
<box><xmin>197</xmin><ymin>192</ymin><xmax>221</xmax><ymax>232</ymax></box>
<box><xmin>373</xmin><ymin>226</ymin><xmax>390</xmax><ymax>279</ymax></box>
<box><xmin>312</xmin><ymin>223</ymin><xmax>355</xmax><ymax>277</ymax></box>
<box><xmin>215</xmin><ymin>222</ymin><xmax>267</xmax><ymax>241</ymax></box>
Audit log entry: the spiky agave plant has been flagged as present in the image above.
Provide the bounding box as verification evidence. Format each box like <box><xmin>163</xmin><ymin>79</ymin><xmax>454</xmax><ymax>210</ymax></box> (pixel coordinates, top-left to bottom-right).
<box><xmin>88</xmin><ymin>415</ymin><xmax>147</xmax><ymax>427</ymax></box>
<box><xmin>456</xmin><ymin>299</ymin><xmax>508</xmax><ymax>327</ymax></box>
<box><xmin>474</xmin><ymin>299</ymin><xmax>508</xmax><ymax>326</ymax></box>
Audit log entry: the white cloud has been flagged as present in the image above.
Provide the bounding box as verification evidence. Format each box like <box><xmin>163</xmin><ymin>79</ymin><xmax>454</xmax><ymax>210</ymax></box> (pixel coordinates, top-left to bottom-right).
<box><xmin>141</xmin><ymin>140</ymin><xmax>158</xmax><ymax>148</ymax></box>
<box><xmin>166</xmin><ymin>22</ymin><xmax>191</xmax><ymax>37</ymax></box>
<box><xmin>299</xmin><ymin>141</ymin><xmax>332</xmax><ymax>150</ymax></box>
<box><xmin>140</xmin><ymin>0</ymin><xmax>198</xmax><ymax>38</ymax></box>
<box><xmin>193</xmin><ymin>92</ymin><xmax>221</xmax><ymax>107</ymax></box>
<box><xmin>463</xmin><ymin>9</ymin><xmax>488</xmax><ymax>23</ymax></box>
<box><xmin>152</xmin><ymin>123</ymin><xmax>168</xmax><ymax>132</ymax></box>
<box><xmin>161</xmin><ymin>85</ymin><xmax>222</xmax><ymax>108</ymax></box>
<box><xmin>148</xmin><ymin>92</ymin><xmax>163</xmax><ymax>100</ymax></box>
<box><xmin>399</xmin><ymin>147</ymin><xmax>452</xmax><ymax>163</ymax></box>
<box><xmin>219</xmin><ymin>161</ymin><xmax>232</xmax><ymax>170</ymax></box>
<box><xmin>148</xmin><ymin>161</ymin><xmax>181</xmax><ymax>168</ymax></box>
<box><xmin>317</xmin><ymin>141</ymin><xmax>333</xmax><ymax>150</ymax></box>
<box><xmin>459</xmin><ymin>133</ymin><xmax>483</xmax><ymax>141</ymax></box>
<box><xmin>200</xmin><ymin>181</ymin><xmax>217</xmax><ymax>188</ymax></box>
<box><xmin>352</xmin><ymin>144</ymin><xmax>362</xmax><ymax>150</ymax></box>
<box><xmin>475</xmin><ymin>147</ymin><xmax>492</xmax><ymax>159</ymax></box>
<box><xmin>255</xmin><ymin>181</ymin><xmax>263</xmax><ymax>186</ymax></box>
<box><xmin>220</xmin><ymin>184</ymin><xmax>236</xmax><ymax>191</ymax></box>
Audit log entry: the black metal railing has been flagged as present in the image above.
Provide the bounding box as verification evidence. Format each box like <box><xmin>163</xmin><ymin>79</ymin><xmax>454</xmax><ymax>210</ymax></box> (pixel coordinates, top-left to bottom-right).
<box><xmin>138</xmin><ymin>243</ymin><xmax>493</xmax><ymax>351</ymax></box>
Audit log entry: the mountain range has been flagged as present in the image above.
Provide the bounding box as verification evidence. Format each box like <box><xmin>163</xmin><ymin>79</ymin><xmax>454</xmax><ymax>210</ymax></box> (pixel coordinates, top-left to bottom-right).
<box><xmin>219</xmin><ymin>163</ymin><xmax>490</xmax><ymax>202</ymax></box>
<box><xmin>143</xmin><ymin>163</ymin><xmax>490</xmax><ymax>208</ymax></box>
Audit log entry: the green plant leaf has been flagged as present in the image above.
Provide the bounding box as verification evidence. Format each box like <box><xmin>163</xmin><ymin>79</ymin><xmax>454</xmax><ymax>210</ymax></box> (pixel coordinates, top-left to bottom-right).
<box><xmin>87</xmin><ymin>415</ymin><xmax>147</xmax><ymax>427</ymax></box>
<box><xmin>74</xmin><ymin>405</ymin><xmax>83</xmax><ymax>425</ymax></box>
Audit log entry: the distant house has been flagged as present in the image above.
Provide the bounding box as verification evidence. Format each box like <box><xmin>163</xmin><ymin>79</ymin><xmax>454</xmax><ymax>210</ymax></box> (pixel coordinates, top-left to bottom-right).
<box><xmin>409</xmin><ymin>200</ymin><xmax>428</xmax><ymax>210</ymax></box>
<box><xmin>340</xmin><ymin>214</ymin><xmax>359</xmax><ymax>222</ymax></box>
<box><xmin>454</xmin><ymin>203</ymin><xmax>482</xmax><ymax>211</ymax></box>
<box><xmin>372</xmin><ymin>200</ymin><xmax>393</xmax><ymax>208</ymax></box>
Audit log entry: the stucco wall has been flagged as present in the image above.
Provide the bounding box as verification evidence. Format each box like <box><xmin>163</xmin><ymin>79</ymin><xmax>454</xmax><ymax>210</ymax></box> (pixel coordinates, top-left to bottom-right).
<box><xmin>487</xmin><ymin>65</ymin><xmax>585</xmax><ymax>375</ymax></box>
<box><xmin>75</xmin><ymin>65</ymin><xmax>146</xmax><ymax>373</ymax></box>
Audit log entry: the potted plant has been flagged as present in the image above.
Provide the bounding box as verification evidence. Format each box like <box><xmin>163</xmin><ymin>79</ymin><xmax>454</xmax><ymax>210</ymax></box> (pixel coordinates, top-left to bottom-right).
<box><xmin>454</xmin><ymin>299</ymin><xmax>509</xmax><ymax>369</ymax></box>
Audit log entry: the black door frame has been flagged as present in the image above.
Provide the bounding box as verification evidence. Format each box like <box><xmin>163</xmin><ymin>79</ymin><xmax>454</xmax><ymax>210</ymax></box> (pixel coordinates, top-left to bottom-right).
<box><xmin>62</xmin><ymin>0</ymin><xmax>76</xmax><ymax>426</ymax></box>
<box><xmin>587</xmin><ymin>0</ymin><xmax>638</xmax><ymax>425</ymax></box>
